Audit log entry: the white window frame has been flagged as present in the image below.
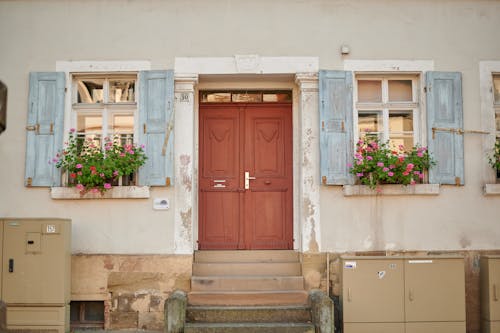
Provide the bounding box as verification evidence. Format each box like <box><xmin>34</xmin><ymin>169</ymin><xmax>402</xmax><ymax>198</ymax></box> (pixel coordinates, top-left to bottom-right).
<box><xmin>354</xmin><ymin>74</ymin><xmax>420</xmax><ymax>148</ymax></box>
<box><xmin>71</xmin><ymin>73</ymin><xmax>138</xmax><ymax>147</ymax></box>
<box><xmin>344</xmin><ymin>60</ymin><xmax>434</xmax><ymax>152</ymax></box>
<box><xmin>479</xmin><ymin>61</ymin><xmax>500</xmax><ymax>187</ymax></box>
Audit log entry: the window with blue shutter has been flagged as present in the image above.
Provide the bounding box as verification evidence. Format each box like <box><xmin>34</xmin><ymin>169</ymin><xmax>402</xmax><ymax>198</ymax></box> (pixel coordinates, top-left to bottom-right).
<box><xmin>319</xmin><ymin>70</ymin><xmax>354</xmax><ymax>185</ymax></box>
<box><xmin>138</xmin><ymin>70</ymin><xmax>175</xmax><ymax>186</ymax></box>
<box><xmin>25</xmin><ymin>72</ymin><xmax>65</xmax><ymax>187</ymax></box>
<box><xmin>426</xmin><ymin>71</ymin><xmax>464</xmax><ymax>185</ymax></box>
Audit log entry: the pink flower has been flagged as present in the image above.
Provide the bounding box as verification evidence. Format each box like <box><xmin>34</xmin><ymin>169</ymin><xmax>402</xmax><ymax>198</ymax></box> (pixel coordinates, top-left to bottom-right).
<box><xmin>104</xmin><ymin>183</ymin><xmax>112</xmax><ymax>189</ymax></box>
<box><xmin>383</xmin><ymin>167</ymin><xmax>389</xmax><ymax>172</ymax></box>
<box><xmin>76</xmin><ymin>164</ymin><xmax>83</xmax><ymax>169</ymax></box>
<box><xmin>398</xmin><ymin>144</ymin><xmax>405</xmax><ymax>150</ymax></box>
<box><xmin>419</xmin><ymin>173</ymin><xmax>424</xmax><ymax>179</ymax></box>
<box><xmin>388</xmin><ymin>172</ymin><xmax>394</xmax><ymax>177</ymax></box>
<box><xmin>76</xmin><ymin>184</ymin><xmax>84</xmax><ymax>191</ymax></box>
<box><xmin>413</xmin><ymin>171</ymin><xmax>420</xmax><ymax>175</ymax></box>
<box><xmin>70</xmin><ymin>173</ymin><xmax>76</xmax><ymax>179</ymax></box>
<box><xmin>366</xmin><ymin>156</ymin><xmax>373</xmax><ymax>160</ymax></box>
<box><xmin>356</xmin><ymin>172</ymin><xmax>364</xmax><ymax>177</ymax></box>
<box><xmin>70</xmin><ymin>128</ymin><xmax>76</xmax><ymax>133</ymax></box>
<box><xmin>403</xmin><ymin>171</ymin><xmax>409</xmax><ymax>176</ymax></box>
<box><xmin>356</xmin><ymin>160</ymin><xmax>363</xmax><ymax>165</ymax></box>
<box><xmin>100</xmin><ymin>173</ymin><xmax>105</xmax><ymax>177</ymax></box>
<box><xmin>140</xmin><ymin>144</ymin><xmax>145</xmax><ymax>149</ymax></box>
<box><xmin>91</xmin><ymin>188</ymin><xmax>99</xmax><ymax>193</ymax></box>
<box><xmin>389</xmin><ymin>164</ymin><xmax>395</xmax><ymax>169</ymax></box>
<box><xmin>377</xmin><ymin>162</ymin><xmax>384</xmax><ymax>167</ymax></box>
<box><xmin>113</xmin><ymin>170</ymin><xmax>119</xmax><ymax>176</ymax></box>
<box><xmin>120</xmin><ymin>153</ymin><xmax>126</xmax><ymax>157</ymax></box>
<box><xmin>406</xmin><ymin>163</ymin><xmax>414</xmax><ymax>170</ymax></box>
<box><xmin>77</xmin><ymin>171</ymin><xmax>82</xmax><ymax>176</ymax></box>
<box><xmin>410</xmin><ymin>179</ymin><xmax>416</xmax><ymax>185</ymax></box>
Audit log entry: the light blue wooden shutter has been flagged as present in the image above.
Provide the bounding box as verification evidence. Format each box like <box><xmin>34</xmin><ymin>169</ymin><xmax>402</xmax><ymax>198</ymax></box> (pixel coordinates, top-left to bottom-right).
<box><xmin>25</xmin><ymin>72</ymin><xmax>65</xmax><ymax>187</ymax></box>
<box><xmin>319</xmin><ymin>70</ymin><xmax>354</xmax><ymax>185</ymax></box>
<box><xmin>138</xmin><ymin>70</ymin><xmax>174</xmax><ymax>186</ymax></box>
<box><xmin>426</xmin><ymin>71</ymin><xmax>464</xmax><ymax>185</ymax></box>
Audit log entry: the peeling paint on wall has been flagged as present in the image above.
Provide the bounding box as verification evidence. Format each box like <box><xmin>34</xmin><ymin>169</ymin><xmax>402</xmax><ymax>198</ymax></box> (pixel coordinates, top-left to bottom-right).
<box><xmin>180</xmin><ymin>154</ymin><xmax>192</xmax><ymax>192</ymax></box>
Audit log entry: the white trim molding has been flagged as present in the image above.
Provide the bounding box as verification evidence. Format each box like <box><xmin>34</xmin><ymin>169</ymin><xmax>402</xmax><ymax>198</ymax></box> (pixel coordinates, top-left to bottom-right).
<box><xmin>479</xmin><ymin>61</ymin><xmax>500</xmax><ymax>185</ymax></box>
<box><xmin>343</xmin><ymin>60</ymin><xmax>434</xmax><ymax>73</ymax></box>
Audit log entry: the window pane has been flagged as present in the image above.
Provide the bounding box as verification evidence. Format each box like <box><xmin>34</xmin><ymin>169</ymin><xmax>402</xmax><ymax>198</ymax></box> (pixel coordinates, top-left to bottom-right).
<box><xmin>232</xmin><ymin>93</ymin><xmax>262</xmax><ymax>103</ymax></box>
<box><xmin>389</xmin><ymin>110</ymin><xmax>413</xmax><ymax>132</ymax></box>
<box><xmin>262</xmin><ymin>92</ymin><xmax>292</xmax><ymax>102</ymax></box>
<box><xmin>202</xmin><ymin>92</ymin><xmax>232</xmax><ymax>102</ymax></box>
<box><xmin>389</xmin><ymin>135</ymin><xmax>414</xmax><ymax>150</ymax></box>
<box><xmin>77</xmin><ymin>79</ymin><xmax>104</xmax><ymax>103</ymax></box>
<box><xmin>358</xmin><ymin>111</ymin><xmax>382</xmax><ymax>140</ymax></box>
<box><xmin>109</xmin><ymin>79</ymin><xmax>135</xmax><ymax>103</ymax></box>
<box><xmin>388</xmin><ymin>80</ymin><xmax>413</xmax><ymax>102</ymax></box>
<box><xmin>77</xmin><ymin>114</ymin><xmax>102</xmax><ymax>146</ymax></box>
<box><xmin>70</xmin><ymin>301</ymin><xmax>80</xmax><ymax>321</ymax></box>
<box><xmin>83</xmin><ymin>301</ymin><xmax>104</xmax><ymax>321</ymax></box>
<box><xmin>109</xmin><ymin>114</ymin><xmax>134</xmax><ymax>145</ymax></box>
<box><xmin>494</xmin><ymin>76</ymin><xmax>500</xmax><ymax>104</ymax></box>
<box><xmin>358</xmin><ymin>80</ymin><xmax>382</xmax><ymax>103</ymax></box>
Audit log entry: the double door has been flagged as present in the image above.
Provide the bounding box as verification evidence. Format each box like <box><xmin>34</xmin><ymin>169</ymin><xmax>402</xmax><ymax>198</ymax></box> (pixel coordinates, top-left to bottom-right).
<box><xmin>198</xmin><ymin>103</ymin><xmax>293</xmax><ymax>250</ymax></box>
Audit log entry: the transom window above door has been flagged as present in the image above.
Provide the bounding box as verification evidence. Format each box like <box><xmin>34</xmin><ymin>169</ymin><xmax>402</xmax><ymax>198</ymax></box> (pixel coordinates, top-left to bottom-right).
<box><xmin>355</xmin><ymin>74</ymin><xmax>420</xmax><ymax>149</ymax></box>
<box><xmin>200</xmin><ymin>90</ymin><xmax>292</xmax><ymax>103</ymax></box>
<box><xmin>72</xmin><ymin>74</ymin><xmax>137</xmax><ymax>147</ymax></box>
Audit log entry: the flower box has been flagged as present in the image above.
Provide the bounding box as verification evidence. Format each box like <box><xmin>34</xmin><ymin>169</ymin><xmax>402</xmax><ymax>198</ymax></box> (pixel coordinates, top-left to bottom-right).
<box><xmin>51</xmin><ymin>186</ymin><xmax>150</xmax><ymax>200</ymax></box>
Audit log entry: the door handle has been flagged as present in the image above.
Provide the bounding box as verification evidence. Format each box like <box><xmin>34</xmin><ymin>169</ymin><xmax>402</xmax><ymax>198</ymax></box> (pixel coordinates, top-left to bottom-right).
<box><xmin>408</xmin><ymin>288</ymin><xmax>414</xmax><ymax>302</ymax></box>
<box><xmin>244</xmin><ymin>171</ymin><xmax>256</xmax><ymax>190</ymax></box>
<box><xmin>494</xmin><ymin>284</ymin><xmax>498</xmax><ymax>302</ymax></box>
<box><xmin>8</xmin><ymin>258</ymin><xmax>13</xmax><ymax>273</ymax></box>
<box><xmin>347</xmin><ymin>288</ymin><xmax>352</xmax><ymax>302</ymax></box>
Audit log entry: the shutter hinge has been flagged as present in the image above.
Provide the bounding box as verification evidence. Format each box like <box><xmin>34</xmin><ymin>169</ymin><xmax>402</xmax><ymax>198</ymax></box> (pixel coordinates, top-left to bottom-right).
<box><xmin>322</xmin><ymin>176</ymin><xmax>327</xmax><ymax>185</ymax></box>
<box><xmin>64</xmin><ymin>87</ymin><xmax>67</xmax><ymax>93</ymax></box>
<box><xmin>26</xmin><ymin>177</ymin><xmax>33</xmax><ymax>187</ymax></box>
<box><xmin>166</xmin><ymin>177</ymin><xmax>171</xmax><ymax>186</ymax></box>
<box><xmin>143</xmin><ymin>123</ymin><xmax>147</xmax><ymax>134</ymax></box>
<box><xmin>455</xmin><ymin>177</ymin><xmax>461</xmax><ymax>186</ymax></box>
<box><xmin>50</xmin><ymin>123</ymin><xmax>54</xmax><ymax>134</ymax></box>
<box><xmin>322</xmin><ymin>121</ymin><xmax>325</xmax><ymax>130</ymax></box>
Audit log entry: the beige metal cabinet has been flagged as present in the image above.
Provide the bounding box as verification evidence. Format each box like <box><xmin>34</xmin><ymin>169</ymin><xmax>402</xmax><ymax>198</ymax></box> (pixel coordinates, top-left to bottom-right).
<box><xmin>481</xmin><ymin>255</ymin><xmax>500</xmax><ymax>333</ymax></box>
<box><xmin>341</xmin><ymin>256</ymin><xmax>465</xmax><ymax>333</ymax></box>
<box><xmin>1</xmin><ymin>218</ymin><xmax>71</xmax><ymax>333</ymax></box>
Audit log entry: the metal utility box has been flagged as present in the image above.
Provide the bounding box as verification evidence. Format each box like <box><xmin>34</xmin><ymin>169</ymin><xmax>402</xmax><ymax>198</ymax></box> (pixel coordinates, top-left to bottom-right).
<box><xmin>481</xmin><ymin>255</ymin><xmax>500</xmax><ymax>333</ymax></box>
<box><xmin>341</xmin><ymin>256</ymin><xmax>465</xmax><ymax>333</ymax></box>
<box><xmin>1</xmin><ymin>218</ymin><xmax>71</xmax><ymax>333</ymax></box>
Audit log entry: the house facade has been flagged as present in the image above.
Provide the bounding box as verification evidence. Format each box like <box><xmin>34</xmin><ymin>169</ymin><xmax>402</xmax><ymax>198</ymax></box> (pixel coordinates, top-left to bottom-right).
<box><xmin>0</xmin><ymin>0</ymin><xmax>499</xmax><ymax>331</ymax></box>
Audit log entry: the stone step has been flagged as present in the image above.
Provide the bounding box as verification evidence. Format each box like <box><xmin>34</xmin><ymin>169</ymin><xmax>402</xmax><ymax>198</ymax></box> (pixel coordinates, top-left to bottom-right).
<box><xmin>186</xmin><ymin>305</ymin><xmax>312</xmax><ymax>323</ymax></box>
<box><xmin>187</xmin><ymin>291</ymin><xmax>309</xmax><ymax>306</ymax></box>
<box><xmin>184</xmin><ymin>322</ymin><xmax>315</xmax><ymax>333</ymax></box>
<box><xmin>191</xmin><ymin>276</ymin><xmax>305</xmax><ymax>291</ymax></box>
<box><xmin>192</xmin><ymin>262</ymin><xmax>302</xmax><ymax>276</ymax></box>
<box><xmin>194</xmin><ymin>250</ymin><xmax>300</xmax><ymax>263</ymax></box>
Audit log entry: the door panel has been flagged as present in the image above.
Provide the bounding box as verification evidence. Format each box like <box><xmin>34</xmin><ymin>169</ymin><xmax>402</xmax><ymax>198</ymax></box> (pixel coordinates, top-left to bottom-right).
<box><xmin>199</xmin><ymin>106</ymin><xmax>241</xmax><ymax>249</ymax></box>
<box><xmin>404</xmin><ymin>258</ymin><xmax>466</xmax><ymax>322</ymax></box>
<box><xmin>405</xmin><ymin>321</ymin><xmax>465</xmax><ymax>333</ymax></box>
<box><xmin>342</xmin><ymin>258</ymin><xmax>405</xmax><ymax>323</ymax></box>
<box><xmin>244</xmin><ymin>105</ymin><xmax>292</xmax><ymax>249</ymax></box>
<box><xmin>489</xmin><ymin>259</ymin><xmax>500</xmax><ymax>321</ymax></box>
<box><xmin>199</xmin><ymin>103</ymin><xmax>292</xmax><ymax>250</ymax></box>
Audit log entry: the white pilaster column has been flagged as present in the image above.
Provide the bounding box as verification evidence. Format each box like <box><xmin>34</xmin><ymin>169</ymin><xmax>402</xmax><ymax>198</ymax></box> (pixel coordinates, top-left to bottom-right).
<box><xmin>174</xmin><ymin>73</ymin><xmax>198</xmax><ymax>254</ymax></box>
<box><xmin>295</xmin><ymin>73</ymin><xmax>321</xmax><ymax>252</ymax></box>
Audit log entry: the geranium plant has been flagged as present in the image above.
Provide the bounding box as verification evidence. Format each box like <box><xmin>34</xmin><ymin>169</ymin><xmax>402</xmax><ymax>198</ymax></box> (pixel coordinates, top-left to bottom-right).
<box><xmin>488</xmin><ymin>139</ymin><xmax>500</xmax><ymax>178</ymax></box>
<box><xmin>53</xmin><ymin>129</ymin><xmax>147</xmax><ymax>194</ymax></box>
<box><xmin>349</xmin><ymin>138</ymin><xmax>435</xmax><ymax>189</ymax></box>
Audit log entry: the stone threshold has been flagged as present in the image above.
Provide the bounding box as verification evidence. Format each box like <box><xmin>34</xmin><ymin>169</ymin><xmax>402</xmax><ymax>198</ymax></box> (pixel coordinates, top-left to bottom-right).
<box><xmin>484</xmin><ymin>184</ymin><xmax>500</xmax><ymax>196</ymax></box>
<box><xmin>343</xmin><ymin>184</ymin><xmax>440</xmax><ymax>196</ymax></box>
<box><xmin>51</xmin><ymin>186</ymin><xmax>150</xmax><ymax>199</ymax></box>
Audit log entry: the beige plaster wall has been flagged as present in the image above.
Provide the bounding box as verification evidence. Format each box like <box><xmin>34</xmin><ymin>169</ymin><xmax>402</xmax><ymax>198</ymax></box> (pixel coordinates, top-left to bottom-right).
<box><xmin>0</xmin><ymin>0</ymin><xmax>499</xmax><ymax>254</ymax></box>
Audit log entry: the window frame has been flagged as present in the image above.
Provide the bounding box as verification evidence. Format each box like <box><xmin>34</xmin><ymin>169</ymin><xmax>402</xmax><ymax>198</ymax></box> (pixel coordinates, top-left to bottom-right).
<box><xmin>353</xmin><ymin>73</ymin><xmax>421</xmax><ymax>149</ymax></box>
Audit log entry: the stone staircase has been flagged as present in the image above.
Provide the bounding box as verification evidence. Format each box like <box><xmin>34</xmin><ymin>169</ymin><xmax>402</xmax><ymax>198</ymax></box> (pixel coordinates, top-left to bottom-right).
<box><xmin>184</xmin><ymin>250</ymin><xmax>315</xmax><ymax>333</ymax></box>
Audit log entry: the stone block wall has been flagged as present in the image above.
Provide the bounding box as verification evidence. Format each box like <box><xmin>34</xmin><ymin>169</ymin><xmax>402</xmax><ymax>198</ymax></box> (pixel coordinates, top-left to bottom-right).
<box><xmin>71</xmin><ymin>254</ymin><xmax>192</xmax><ymax>330</ymax></box>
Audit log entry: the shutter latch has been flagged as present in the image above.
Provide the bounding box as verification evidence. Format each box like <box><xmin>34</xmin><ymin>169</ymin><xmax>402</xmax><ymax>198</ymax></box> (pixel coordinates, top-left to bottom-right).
<box><xmin>26</xmin><ymin>177</ymin><xmax>33</xmax><ymax>187</ymax></box>
<box><xmin>166</xmin><ymin>177</ymin><xmax>171</xmax><ymax>186</ymax></box>
<box><xmin>26</xmin><ymin>124</ymin><xmax>39</xmax><ymax>134</ymax></box>
<box><xmin>455</xmin><ymin>177</ymin><xmax>461</xmax><ymax>186</ymax></box>
<box><xmin>322</xmin><ymin>176</ymin><xmax>327</xmax><ymax>185</ymax></box>
<box><xmin>432</xmin><ymin>127</ymin><xmax>490</xmax><ymax>139</ymax></box>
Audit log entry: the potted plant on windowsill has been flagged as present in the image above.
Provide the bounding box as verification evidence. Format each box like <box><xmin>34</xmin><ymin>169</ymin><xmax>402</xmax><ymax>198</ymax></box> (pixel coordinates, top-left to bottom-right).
<box><xmin>348</xmin><ymin>139</ymin><xmax>435</xmax><ymax>191</ymax></box>
<box><xmin>488</xmin><ymin>140</ymin><xmax>500</xmax><ymax>182</ymax></box>
<box><xmin>52</xmin><ymin>129</ymin><xmax>147</xmax><ymax>195</ymax></box>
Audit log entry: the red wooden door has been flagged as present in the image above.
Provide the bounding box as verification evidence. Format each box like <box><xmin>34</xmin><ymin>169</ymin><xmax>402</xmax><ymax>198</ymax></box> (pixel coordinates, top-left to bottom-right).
<box><xmin>199</xmin><ymin>103</ymin><xmax>293</xmax><ymax>250</ymax></box>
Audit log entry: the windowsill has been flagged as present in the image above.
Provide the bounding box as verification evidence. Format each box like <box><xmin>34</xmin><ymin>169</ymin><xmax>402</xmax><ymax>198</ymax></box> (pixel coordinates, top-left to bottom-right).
<box><xmin>484</xmin><ymin>184</ymin><xmax>500</xmax><ymax>196</ymax></box>
<box><xmin>343</xmin><ymin>184</ymin><xmax>440</xmax><ymax>197</ymax></box>
<box><xmin>51</xmin><ymin>186</ymin><xmax>150</xmax><ymax>199</ymax></box>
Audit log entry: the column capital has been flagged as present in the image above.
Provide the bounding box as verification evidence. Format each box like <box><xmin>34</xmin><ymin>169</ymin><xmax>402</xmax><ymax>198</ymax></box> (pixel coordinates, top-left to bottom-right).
<box><xmin>175</xmin><ymin>73</ymin><xmax>199</xmax><ymax>93</ymax></box>
<box><xmin>295</xmin><ymin>72</ymin><xmax>319</xmax><ymax>92</ymax></box>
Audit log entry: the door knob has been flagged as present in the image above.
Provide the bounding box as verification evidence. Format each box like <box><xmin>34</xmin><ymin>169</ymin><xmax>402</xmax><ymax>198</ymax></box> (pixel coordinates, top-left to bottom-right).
<box><xmin>245</xmin><ymin>171</ymin><xmax>256</xmax><ymax>190</ymax></box>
